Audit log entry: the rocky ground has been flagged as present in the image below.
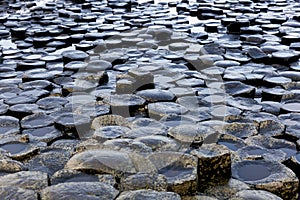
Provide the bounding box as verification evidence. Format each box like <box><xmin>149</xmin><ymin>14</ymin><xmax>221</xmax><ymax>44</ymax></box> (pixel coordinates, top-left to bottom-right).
<box><xmin>1</xmin><ymin>0</ymin><xmax>300</xmax><ymax>199</ymax></box>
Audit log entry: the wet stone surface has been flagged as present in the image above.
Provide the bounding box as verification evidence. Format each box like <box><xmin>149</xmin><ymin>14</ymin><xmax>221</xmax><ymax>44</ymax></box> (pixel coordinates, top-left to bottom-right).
<box><xmin>0</xmin><ymin>142</ymin><xmax>39</xmax><ymax>161</ymax></box>
<box><xmin>147</xmin><ymin>152</ymin><xmax>198</xmax><ymax>195</ymax></box>
<box><xmin>0</xmin><ymin>0</ymin><xmax>300</xmax><ymax>199</ymax></box>
<box><xmin>232</xmin><ymin>160</ymin><xmax>299</xmax><ymax>200</ymax></box>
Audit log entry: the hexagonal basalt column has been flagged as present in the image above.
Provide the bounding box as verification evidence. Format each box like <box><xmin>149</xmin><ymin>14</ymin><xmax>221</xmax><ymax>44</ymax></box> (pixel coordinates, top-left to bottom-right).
<box><xmin>230</xmin><ymin>189</ymin><xmax>283</xmax><ymax>200</ymax></box>
<box><xmin>147</xmin><ymin>152</ymin><xmax>198</xmax><ymax>195</ymax></box>
<box><xmin>116</xmin><ymin>189</ymin><xmax>181</xmax><ymax>200</ymax></box>
<box><xmin>65</xmin><ymin>149</ymin><xmax>157</xmax><ymax>176</ymax></box>
<box><xmin>191</xmin><ymin>144</ymin><xmax>231</xmax><ymax>192</ymax></box>
<box><xmin>232</xmin><ymin>160</ymin><xmax>299</xmax><ymax>200</ymax></box>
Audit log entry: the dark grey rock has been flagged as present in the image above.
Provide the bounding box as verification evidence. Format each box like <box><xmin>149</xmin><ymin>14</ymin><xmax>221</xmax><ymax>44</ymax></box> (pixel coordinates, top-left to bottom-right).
<box><xmin>21</xmin><ymin>113</ymin><xmax>55</xmax><ymax>129</ymax></box>
<box><xmin>245</xmin><ymin>135</ymin><xmax>296</xmax><ymax>160</ymax></box>
<box><xmin>263</xmin><ymin>76</ymin><xmax>291</xmax><ymax>87</ymax></box>
<box><xmin>202</xmin><ymin>178</ymin><xmax>250</xmax><ymax>200</ymax></box>
<box><xmin>65</xmin><ymin>149</ymin><xmax>157</xmax><ymax>175</ymax></box>
<box><xmin>25</xmin><ymin>148</ymin><xmax>70</xmax><ymax>175</ymax></box>
<box><xmin>116</xmin><ymin>189</ymin><xmax>181</xmax><ymax>200</ymax></box>
<box><xmin>247</xmin><ymin>47</ymin><xmax>268</xmax><ymax>62</ymax></box>
<box><xmin>92</xmin><ymin>125</ymin><xmax>130</xmax><ymax>141</ymax></box>
<box><xmin>261</xmin><ymin>87</ymin><xmax>288</xmax><ymax>102</ymax></box>
<box><xmin>0</xmin><ymin>186</ymin><xmax>38</xmax><ymax>200</ymax></box>
<box><xmin>103</xmin><ymin>138</ymin><xmax>153</xmax><ymax>153</ymax></box>
<box><xmin>224</xmin><ymin>122</ymin><xmax>257</xmax><ymax>139</ymax></box>
<box><xmin>272</xmin><ymin>50</ymin><xmax>299</xmax><ymax>64</ymax></box>
<box><xmin>230</xmin><ymin>189</ymin><xmax>283</xmax><ymax>200</ymax></box>
<box><xmin>260</xmin><ymin>101</ymin><xmax>281</xmax><ymax>115</ymax></box>
<box><xmin>168</xmin><ymin>124</ymin><xmax>212</xmax><ymax>144</ymax></box>
<box><xmin>210</xmin><ymin>105</ymin><xmax>242</xmax><ymax>119</ymax></box>
<box><xmin>232</xmin><ymin>160</ymin><xmax>299</xmax><ymax>200</ymax></box>
<box><xmin>0</xmin><ymin>142</ymin><xmax>38</xmax><ymax>160</ymax></box>
<box><xmin>227</xmin><ymin>97</ymin><xmax>262</xmax><ymax>112</ymax></box>
<box><xmin>236</xmin><ymin>145</ymin><xmax>286</xmax><ymax>162</ymax></box>
<box><xmin>148</xmin><ymin>102</ymin><xmax>188</xmax><ymax>120</ymax></box>
<box><xmin>0</xmin><ymin>171</ymin><xmax>48</xmax><ymax>191</ymax></box>
<box><xmin>134</xmin><ymin>135</ymin><xmax>180</xmax><ymax>152</ymax></box>
<box><xmin>37</xmin><ymin>97</ymin><xmax>69</xmax><ymax>110</ymax></box>
<box><xmin>54</xmin><ymin>113</ymin><xmax>91</xmax><ymax>138</ymax></box>
<box><xmin>191</xmin><ymin>144</ymin><xmax>231</xmax><ymax>191</ymax></box>
<box><xmin>9</xmin><ymin>104</ymin><xmax>40</xmax><ymax>118</ymax></box>
<box><xmin>124</xmin><ymin>127</ymin><xmax>166</xmax><ymax>139</ymax></box>
<box><xmin>40</xmin><ymin>182</ymin><xmax>119</xmax><ymax>200</ymax></box>
<box><xmin>147</xmin><ymin>152</ymin><xmax>198</xmax><ymax>195</ymax></box>
<box><xmin>130</xmin><ymin>117</ymin><xmax>166</xmax><ymax>129</ymax></box>
<box><xmin>4</xmin><ymin>95</ymin><xmax>37</xmax><ymax>105</ymax></box>
<box><xmin>281</xmin><ymin>102</ymin><xmax>300</xmax><ymax>113</ymax></box>
<box><xmin>224</xmin><ymin>81</ymin><xmax>255</xmax><ymax>98</ymax></box>
<box><xmin>120</xmin><ymin>172</ymin><xmax>168</xmax><ymax>191</ymax></box>
<box><xmin>62</xmin><ymin>50</ymin><xmax>89</xmax><ymax>64</ymax></box>
<box><xmin>91</xmin><ymin>115</ymin><xmax>130</xmax><ymax>129</ymax></box>
<box><xmin>217</xmin><ymin>134</ymin><xmax>247</xmax><ymax>151</ymax></box>
<box><xmin>0</xmin><ymin>116</ymin><xmax>19</xmax><ymax>135</ymax></box>
<box><xmin>23</xmin><ymin>126</ymin><xmax>63</xmax><ymax>144</ymax></box>
<box><xmin>103</xmin><ymin>94</ymin><xmax>146</xmax><ymax>117</ymax></box>
<box><xmin>168</xmin><ymin>87</ymin><xmax>196</xmax><ymax>97</ymax></box>
<box><xmin>50</xmin><ymin>169</ymin><xmax>105</xmax><ymax>185</ymax></box>
<box><xmin>136</xmin><ymin>89</ymin><xmax>175</xmax><ymax>102</ymax></box>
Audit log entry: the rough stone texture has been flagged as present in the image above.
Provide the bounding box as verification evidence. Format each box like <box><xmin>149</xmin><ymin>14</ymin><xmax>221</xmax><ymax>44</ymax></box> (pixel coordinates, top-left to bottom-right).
<box><xmin>50</xmin><ymin>169</ymin><xmax>100</xmax><ymax>185</ymax></box>
<box><xmin>1</xmin><ymin>0</ymin><xmax>300</xmax><ymax>199</ymax></box>
<box><xmin>230</xmin><ymin>189</ymin><xmax>283</xmax><ymax>200</ymax></box>
<box><xmin>236</xmin><ymin>145</ymin><xmax>286</xmax><ymax>163</ymax></box>
<box><xmin>0</xmin><ymin>116</ymin><xmax>20</xmax><ymax>135</ymax></box>
<box><xmin>147</xmin><ymin>152</ymin><xmax>198</xmax><ymax>195</ymax></box>
<box><xmin>116</xmin><ymin>189</ymin><xmax>181</xmax><ymax>200</ymax></box>
<box><xmin>0</xmin><ymin>142</ymin><xmax>39</xmax><ymax>161</ymax></box>
<box><xmin>91</xmin><ymin>115</ymin><xmax>130</xmax><ymax>129</ymax></box>
<box><xmin>25</xmin><ymin>148</ymin><xmax>70</xmax><ymax>175</ymax></box>
<box><xmin>40</xmin><ymin>182</ymin><xmax>119</xmax><ymax>200</ymax></box>
<box><xmin>224</xmin><ymin>122</ymin><xmax>257</xmax><ymax>139</ymax></box>
<box><xmin>103</xmin><ymin>94</ymin><xmax>146</xmax><ymax>117</ymax></box>
<box><xmin>21</xmin><ymin>113</ymin><xmax>54</xmax><ymax>129</ymax></box>
<box><xmin>0</xmin><ymin>158</ymin><xmax>27</xmax><ymax>172</ymax></box>
<box><xmin>92</xmin><ymin>125</ymin><xmax>130</xmax><ymax>142</ymax></box>
<box><xmin>65</xmin><ymin>149</ymin><xmax>157</xmax><ymax>176</ymax></box>
<box><xmin>191</xmin><ymin>144</ymin><xmax>231</xmax><ymax>191</ymax></box>
<box><xmin>0</xmin><ymin>171</ymin><xmax>48</xmax><ymax>191</ymax></box>
<box><xmin>203</xmin><ymin>178</ymin><xmax>250</xmax><ymax>200</ymax></box>
<box><xmin>134</xmin><ymin>135</ymin><xmax>180</xmax><ymax>152</ymax></box>
<box><xmin>217</xmin><ymin>134</ymin><xmax>246</xmax><ymax>151</ymax></box>
<box><xmin>148</xmin><ymin>102</ymin><xmax>188</xmax><ymax>120</ymax></box>
<box><xmin>103</xmin><ymin>138</ymin><xmax>153</xmax><ymax>153</ymax></box>
<box><xmin>182</xmin><ymin>195</ymin><xmax>219</xmax><ymax>200</ymax></box>
<box><xmin>232</xmin><ymin>160</ymin><xmax>299</xmax><ymax>200</ymax></box>
<box><xmin>168</xmin><ymin>124</ymin><xmax>210</xmax><ymax>144</ymax></box>
<box><xmin>120</xmin><ymin>172</ymin><xmax>168</xmax><ymax>191</ymax></box>
<box><xmin>0</xmin><ymin>186</ymin><xmax>38</xmax><ymax>200</ymax></box>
